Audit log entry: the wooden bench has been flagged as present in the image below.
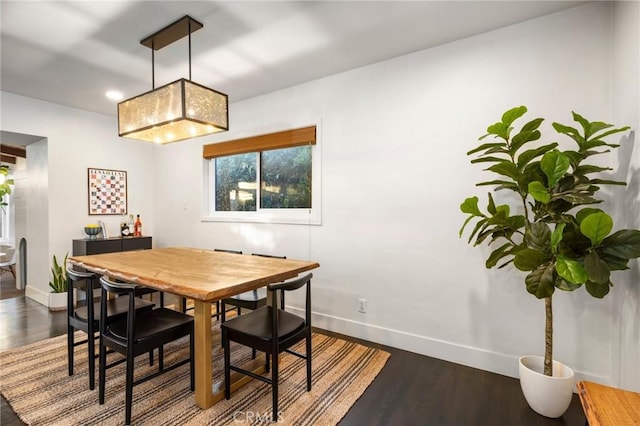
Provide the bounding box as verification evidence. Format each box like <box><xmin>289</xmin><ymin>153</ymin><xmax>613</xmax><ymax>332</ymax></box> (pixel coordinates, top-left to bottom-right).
<box><xmin>577</xmin><ymin>380</ymin><xmax>640</xmax><ymax>425</ymax></box>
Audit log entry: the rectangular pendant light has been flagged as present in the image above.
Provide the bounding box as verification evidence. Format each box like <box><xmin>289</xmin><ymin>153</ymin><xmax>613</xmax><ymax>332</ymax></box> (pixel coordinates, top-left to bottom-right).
<box><xmin>117</xmin><ymin>16</ymin><xmax>228</xmax><ymax>144</ymax></box>
<box><xmin>118</xmin><ymin>79</ymin><xmax>228</xmax><ymax>143</ymax></box>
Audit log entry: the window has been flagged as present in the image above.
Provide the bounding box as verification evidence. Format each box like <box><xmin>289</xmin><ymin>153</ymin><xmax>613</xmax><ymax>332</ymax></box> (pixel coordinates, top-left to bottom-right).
<box><xmin>0</xmin><ymin>193</ymin><xmax>9</xmax><ymax>241</ymax></box>
<box><xmin>203</xmin><ymin>125</ymin><xmax>321</xmax><ymax>225</ymax></box>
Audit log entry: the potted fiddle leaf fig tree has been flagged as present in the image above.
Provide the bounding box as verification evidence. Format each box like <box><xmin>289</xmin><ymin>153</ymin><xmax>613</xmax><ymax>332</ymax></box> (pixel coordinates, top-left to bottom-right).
<box><xmin>459</xmin><ymin>106</ymin><xmax>640</xmax><ymax>418</ymax></box>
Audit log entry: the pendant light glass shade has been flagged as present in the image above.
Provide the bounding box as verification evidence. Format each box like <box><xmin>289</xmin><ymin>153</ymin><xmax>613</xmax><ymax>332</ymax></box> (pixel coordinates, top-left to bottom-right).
<box><xmin>118</xmin><ymin>79</ymin><xmax>228</xmax><ymax>144</ymax></box>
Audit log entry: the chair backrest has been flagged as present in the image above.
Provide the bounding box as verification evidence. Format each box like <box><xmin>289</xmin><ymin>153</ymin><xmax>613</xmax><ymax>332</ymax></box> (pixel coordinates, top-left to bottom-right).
<box><xmin>251</xmin><ymin>253</ymin><xmax>286</xmax><ymax>259</ymax></box>
<box><xmin>253</xmin><ymin>253</ymin><xmax>287</xmax><ymax>305</ymax></box>
<box><xmin>99</xmin><ymin>276</ymin><xmax>139</xmax><ymax>344</ymax></box>
<box><xmin>67</xmin><ymin>267</ymin><xmax>98</xmax><ymax>315</ymax></box>
<box><xmin>268</xmin><ymin>273</ymin><xmax>312</xmax><ymax>326</ymax></box>
<box><xmin>215</xmin><ymin>248</ymin><xmax>243</xmax><ymax>254</ymax></box>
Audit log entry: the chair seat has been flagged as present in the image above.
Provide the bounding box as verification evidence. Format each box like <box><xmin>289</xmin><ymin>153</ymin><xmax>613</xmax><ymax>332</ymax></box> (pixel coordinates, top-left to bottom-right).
<box><xmin>107</xmin><ymin>308</ymin><xmax>194</xmax><ymax>343</ymax></box>
<box><xmin>74</xmin><ymin>296</ymin><xmax>154</xmax><ymax>324</ymax></box>
<box><xmin>221</xmin><ymin>306</ymin><xmax>305</xmax><ymax>341</ymax></box>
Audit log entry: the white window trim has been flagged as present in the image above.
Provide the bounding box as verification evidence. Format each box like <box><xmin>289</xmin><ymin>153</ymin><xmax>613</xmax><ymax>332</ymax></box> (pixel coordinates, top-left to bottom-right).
<box><xmin>202</xmin><ymin>122</ymin><xmax>322</xmax><ymax>226</ymax></box>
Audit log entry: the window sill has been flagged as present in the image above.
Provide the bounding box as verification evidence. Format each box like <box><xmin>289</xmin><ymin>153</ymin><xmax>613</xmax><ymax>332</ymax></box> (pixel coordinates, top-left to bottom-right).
<box><xmin>201</xmin><ymin>213</ymin><xmax>321</xmax><ymax>226</ymax></box>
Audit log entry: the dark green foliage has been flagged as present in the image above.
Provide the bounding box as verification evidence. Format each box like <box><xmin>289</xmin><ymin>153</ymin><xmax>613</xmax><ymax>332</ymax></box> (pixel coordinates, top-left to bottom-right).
<box><xmin>0</xmin><ymin>165</ymin><xmax>14</xmax><ymax>208</ymax></box>
<box><xmin>261</xmin><ymin>146</ymin><xmax>311</xmax><ymax>209</ymax></box>
<box><xmin>460</xmin><ymin>106</ymin><xmax>637</xmax><ymax>300</ymax></box>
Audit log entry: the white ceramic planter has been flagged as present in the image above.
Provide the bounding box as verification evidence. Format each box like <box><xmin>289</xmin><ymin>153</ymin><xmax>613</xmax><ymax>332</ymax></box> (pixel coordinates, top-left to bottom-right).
<box><xmin>49</xmin><ymin>289</ymin><xmax>76</xmax><ymax>311</ymax></box>
<box><xmin>519</xmin><ymin>355</ymin><xmax>575</xmax><ymax>418</ymax></box>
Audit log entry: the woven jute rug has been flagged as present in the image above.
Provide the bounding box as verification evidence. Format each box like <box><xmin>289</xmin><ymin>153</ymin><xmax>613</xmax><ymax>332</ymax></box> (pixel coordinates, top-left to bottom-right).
<box><xmin>0</xmin><ymin>324</ymin><xmax>389</xmax><ymax>425</ymax></box>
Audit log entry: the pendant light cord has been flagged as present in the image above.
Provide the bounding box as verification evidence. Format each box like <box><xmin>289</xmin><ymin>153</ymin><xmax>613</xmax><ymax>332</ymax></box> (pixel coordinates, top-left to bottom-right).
<box><xmin>151</xmin><ymin>40</ymin><xmax>155</xmax><ymax>90</ymax></box>
<box><xmin>188</xmin><ymin>19</ymin><xmax>192</xmax><ymax>81</ymax></box>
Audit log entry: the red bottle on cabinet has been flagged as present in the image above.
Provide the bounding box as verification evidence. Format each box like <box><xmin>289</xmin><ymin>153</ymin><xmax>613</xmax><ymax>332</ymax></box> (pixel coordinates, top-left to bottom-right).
<box><xmin>134</xmin><ymin>214</ymin><xmax>142</xmax><ymax>237</ymax></box>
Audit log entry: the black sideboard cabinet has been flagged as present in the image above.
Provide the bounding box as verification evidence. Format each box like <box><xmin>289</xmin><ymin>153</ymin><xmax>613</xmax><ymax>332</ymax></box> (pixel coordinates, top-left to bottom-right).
<box><xmin>72</xmin><ymin>236</ymin><xmax>152</xmax><ymax>256</ymax></box>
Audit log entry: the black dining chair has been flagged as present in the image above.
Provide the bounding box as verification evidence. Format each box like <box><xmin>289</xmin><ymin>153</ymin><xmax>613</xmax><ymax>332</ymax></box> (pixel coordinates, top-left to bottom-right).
<box><xmin>220</xmin><ymin>253</ymin><xmax>286</xmax><ymax>322</ymax></box>
<box><xmin>221</xmin><ymin>273</ymin><xmax>313</xmax><ymax>422</ymax></box>
<box><xmin>181</xmin><ymin>248</ymin><xmax>243</xmax><ymax>318</ymax></box>
<box><xmin>66</xmin><ymin>267</ymin><xmax>155</xmax><ymax>390</ymax></box>
<box><xmin>98</xmin><ymin>276</ymin><xmax>195</xmax><ymax>425</ymax></box>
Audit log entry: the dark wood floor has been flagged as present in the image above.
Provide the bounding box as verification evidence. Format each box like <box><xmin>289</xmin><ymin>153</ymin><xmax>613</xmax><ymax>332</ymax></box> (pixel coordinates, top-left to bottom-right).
<box><xmin>0</xmin><ymin>294</ymin><xmax>586</xmax><ymax>425</ymax></box>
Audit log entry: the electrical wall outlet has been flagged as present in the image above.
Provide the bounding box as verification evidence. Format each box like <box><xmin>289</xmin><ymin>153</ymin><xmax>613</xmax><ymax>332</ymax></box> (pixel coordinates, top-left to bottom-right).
<box><xmin>358</xmin><ymin>298</ymin><xmax>367</xmax><ymax>313</ymax></box>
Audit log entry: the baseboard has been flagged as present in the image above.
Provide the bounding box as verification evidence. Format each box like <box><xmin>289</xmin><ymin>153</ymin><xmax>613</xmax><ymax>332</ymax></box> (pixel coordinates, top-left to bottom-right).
<box><xmin>24</xmin><ymin>286</ymin><xmax>49</xmax><ymax>307</ymax></box>
<box><xmin>291</xmin><ymin>307</ymin><xmax>610</xmax><ymax>385</ymax></box>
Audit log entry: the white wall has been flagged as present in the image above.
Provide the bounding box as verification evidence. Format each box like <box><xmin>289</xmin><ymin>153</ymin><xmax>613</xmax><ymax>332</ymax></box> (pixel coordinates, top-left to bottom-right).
<box><xmin>0</xmin><ymin>93</ymin><xmax>156</xmax><ymax>305</ymax></box>
<box><xmin>611</xmin><ymin>1</ymin><xmax>640</xmax><ymax>391</ymax></box>
<box><xmin>152</xmin><ymin>2</ymin><xmax>638</xmax><ymax>386</ymax></box>
<box><xmin>11</xmin><ymin>156</ymin><xmax>28</xmax><ymax>289</ymax></box>
<box><xmin>24</xmin><ymin>140</ymin><xmax>49</xmax><ymax>297</ymax></box>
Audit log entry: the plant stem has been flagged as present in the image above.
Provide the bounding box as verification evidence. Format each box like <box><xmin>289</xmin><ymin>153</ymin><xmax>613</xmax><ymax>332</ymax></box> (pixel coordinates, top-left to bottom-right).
<box><xmin>544</xmin><ymin>296</ymin><xmax>553</xmax><ymax>376</ymax></box>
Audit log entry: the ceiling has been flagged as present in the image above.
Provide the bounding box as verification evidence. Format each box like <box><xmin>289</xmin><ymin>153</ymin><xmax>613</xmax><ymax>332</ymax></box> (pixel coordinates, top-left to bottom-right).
<box><xmin>1</xmin><ymin>1</ymin><xmax>585</xmax><ymax>120</ymax></box>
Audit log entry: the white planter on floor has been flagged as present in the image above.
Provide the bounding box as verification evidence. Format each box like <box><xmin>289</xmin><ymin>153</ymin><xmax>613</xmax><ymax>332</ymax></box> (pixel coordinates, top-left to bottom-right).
<box><xmin>519</xmin><ymin>355</ymin><xmax>575</xmax><ymax>418</ymax></box>
<box><xmin>49</xmin><ymin>289</ymin><xmax>76</xmax><ymax>311</ymax></box>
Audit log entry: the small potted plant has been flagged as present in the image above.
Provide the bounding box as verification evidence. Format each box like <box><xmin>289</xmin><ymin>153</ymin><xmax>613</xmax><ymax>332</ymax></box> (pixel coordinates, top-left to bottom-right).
<box><xmin>48</xmin><ymin>253</ymin><xmax>73</xmax><ymax>311</ymax></box>
<box><xmin>460</xmin><ymin>106</ymin><xmax>640</xmax><ymax>417</ymax></box>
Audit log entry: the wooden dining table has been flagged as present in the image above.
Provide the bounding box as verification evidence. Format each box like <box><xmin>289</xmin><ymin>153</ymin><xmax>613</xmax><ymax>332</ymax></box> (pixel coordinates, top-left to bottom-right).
<box><xmin>68</xmin><ymin>246</ymin><xmax>319</xmax><ymax>409</ymax></box>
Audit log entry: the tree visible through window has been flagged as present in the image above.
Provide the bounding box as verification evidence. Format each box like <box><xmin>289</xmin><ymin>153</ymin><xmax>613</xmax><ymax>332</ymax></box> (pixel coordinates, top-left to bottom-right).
<box><xmin>261</xmin><ymin>146</ymin><xmax>311</xmax><ymax>209</ymax></box>
<box><xmin>215</xmin><ymin>153</ymin><xmax>257</xmax><ymax>211</ymax></box>
<box><xmin>214</xmin><ymin>146</ymin><xmax>311</xmax><ymax>211</ymax></box>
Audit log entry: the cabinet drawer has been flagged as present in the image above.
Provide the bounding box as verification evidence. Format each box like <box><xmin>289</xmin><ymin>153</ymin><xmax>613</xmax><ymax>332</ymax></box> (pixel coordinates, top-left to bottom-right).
<box><xmin>122</xmin><ymin>237</ymin><xmax>152</xmax><ymax>252</ymax></box>
<box><xmin>73</xmin><ymin>239</ymin><xmax>122</xmax><ymax>255</ymax></box>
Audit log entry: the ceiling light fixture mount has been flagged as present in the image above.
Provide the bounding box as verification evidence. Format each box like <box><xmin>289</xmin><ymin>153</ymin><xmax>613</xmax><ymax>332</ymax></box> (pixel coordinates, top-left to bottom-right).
<box><xmin>118</xmin><ymin>15</ymin><xmax>228</xmax><ymax>144</ymax></box>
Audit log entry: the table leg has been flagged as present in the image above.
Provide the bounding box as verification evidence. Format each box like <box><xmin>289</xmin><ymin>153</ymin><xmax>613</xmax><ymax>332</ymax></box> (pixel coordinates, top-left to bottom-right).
<box><xmin>193</xmin><ymin>299</ymin><xmax>268</xmax><ymax>409</ymax></box>
<box><xmin>194</xmin><ymin>300</ymin><xmax>213</xmax><ymax>409</ymax></box>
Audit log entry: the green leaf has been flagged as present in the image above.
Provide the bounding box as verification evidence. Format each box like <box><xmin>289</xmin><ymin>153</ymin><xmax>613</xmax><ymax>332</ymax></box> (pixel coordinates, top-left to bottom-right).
<box><xmin>556</xmin><ymin>256</ymin><xmax>589</xmax><ymax>284</ymax></box>
<box><xmin>459</xmin><ymin>215</ymin><xmax>475</xmax><ymax>238</ymax></box>
<box><xmin>600</xmin><ymin>229</ymin><xmax>640</xmax><ymax>259</ymax></box>
<box><xmin>525</xmin><ymin>263</ymin><xmax>556</xmax><ymax>299</ymax></box>
<box><xmin>502</xmin><ymin>106</ymin><xmax>528</xmax><ymax>127</ymax></box>
<box><xmin>576</xmin><ymin>208</ymin><xmax>604</xmax><ymax>224</ymax></box>
<box><xmin>528</xmin><ymin>181</ymin><xmax>550</xmax><ymax>203</ymax></box>
<box><xmin>470</xmin><ymin>156</ymin><xmax>509</xmax><ymax>164</ymax></box>
<box><xmin>486</xmin><ymin>243</ymin><xmax>513</xmax><ymax>268</ymax></box>
<box><xmin>467</xmin><ymin>142</ymin><xmax>506</xmax><ymax>156</ymax></box>
<box><xmin>580</xmin><ymin>212</ymin><xmax>613</xmax><ymax>245</ymax></box>
<box><xmin>585</xmin><ymin>280</ymin><xmax>610</xmax><ymax>298</ymax></box>
<box><xmin>584</xmin><ymin>251</ymin><xmax>610</xmax><ymax>284</ymax></box>
<box><xmin>526</xmin><ymin>222</ymin><xmax>552</xmax><ymax>253</ymax></box>
<box><xmin>487</xmin><ymin>162</ymin><xmax>519</xmax><ymax>181</ymax></box>
<box><xmin>510</xmin><ymin>128</ymin><xmax>541</xmax><ymax>155</ymax></box>
<box><xmin>468</xmin><ymin>218</ymin><xmax>489</xmax><ymax>244</ymax></box>
<box><xmin>552</xmin><ymin>122</ymin><xmax>583</xmax><ymax>144</ymax></box>
<box><xmin>486</xmin><ymin>122</ymin><xmax>510</xmax><ymax>140</ymax></box>
<box><xmin>476</xmin><ymin>181</ymin><xmax>520</xmax><ymax>192</ymax></box>
<box><xmin>597</xmin><ymin>251</ymin><xmax>630</xmax><ymax>271</ymax></box>
<box><xmin>574</xmin><ymin>164</ymin><xmax>612</xmax><ymax>175</ymax></box>
<box><xmin>517</xmin><ymin>143</ymin><xmax>559</xmax><ymax>169</ymax></box>
<box><xmin>590</xmin><ymin>125</ymin><xmax>631</xmax><ymax>141</ymax></box>
<box><xmin>514</xmin><ymin>248</ymin><xmax>548</xmax><ymax>271</ymax></box>
<box><xmin>572</xmin><ymin>111</ymin><xmax>595</xmax><ymax>138</ymax></box>
<box><xmin>554</xmin><ymin>276</ymin><xmax>582</xmax><ymax>291</ymax></box>
<box><xmin>460</xmin><ymin>197</ymin><xmax>483</xmax><ymax>216</ymax></box>
<box><xmin>551</xmin><ymin>223</ymin><xmax>566</xmax><ymax>255</ymax></box>
<box><xmin>540</xmin><ymin>150</ymin><xmax>570</xmax><ymax>188</ymax></box>
<box><xmin>487</xmin><ymin>193</ymin><xmax>496</xmax><ymax>215</ymax></box>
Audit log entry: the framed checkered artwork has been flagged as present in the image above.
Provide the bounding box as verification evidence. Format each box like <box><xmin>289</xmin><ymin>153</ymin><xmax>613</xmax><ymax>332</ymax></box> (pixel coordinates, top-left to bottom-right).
<box><xmin>88</xmin><ymin>168</ymin><xmax>127</xmax><ymax>215</ymax></box>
